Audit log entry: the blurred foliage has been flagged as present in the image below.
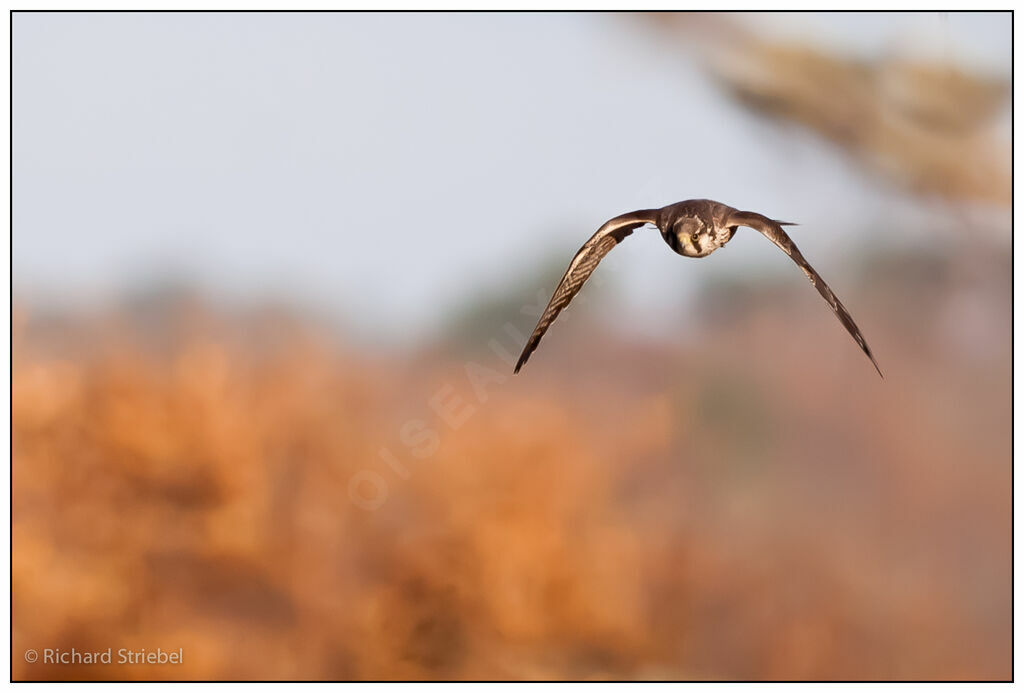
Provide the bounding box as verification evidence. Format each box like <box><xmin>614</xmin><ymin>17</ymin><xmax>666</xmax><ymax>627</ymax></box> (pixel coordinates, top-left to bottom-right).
<box><xmin>440</xmin><ymin>245</ymin><xmax>620</xmax><ymax>357</ymax></box>
<box><xmin>13</xmin><ymin>247</ymin><xmax>1009</xmax><ymax>679</ymax></box>
<box><xmin>649</xmin><ymin>12</ymin><xmax>1010</xmax><ymax>206</ymax></box>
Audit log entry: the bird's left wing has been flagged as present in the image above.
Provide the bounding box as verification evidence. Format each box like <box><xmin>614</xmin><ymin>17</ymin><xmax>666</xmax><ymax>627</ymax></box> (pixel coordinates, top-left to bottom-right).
<box><xmin>728</xmin><ymin>210</ymin><xmax>883</xmax><ymax>378</ymax></box>
<box><xmin>514</xmin><ymin>209</ymin><xmax>661</xmax><ymax>374</ymax></box>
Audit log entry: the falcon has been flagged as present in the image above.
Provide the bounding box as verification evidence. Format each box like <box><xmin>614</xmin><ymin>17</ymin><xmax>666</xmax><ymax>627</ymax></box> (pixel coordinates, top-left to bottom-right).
<box><xmin>514</xmin><ymin>198</ymin><xmax>882</xmax><ymax>377</ymax></box>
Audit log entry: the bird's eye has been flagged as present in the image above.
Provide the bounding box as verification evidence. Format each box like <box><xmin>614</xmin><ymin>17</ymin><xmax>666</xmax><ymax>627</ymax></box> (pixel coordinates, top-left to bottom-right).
<box><xmin>691</xmin><ymin>233</ymin><xmax>699</xmax><ymax>242</ymax></box>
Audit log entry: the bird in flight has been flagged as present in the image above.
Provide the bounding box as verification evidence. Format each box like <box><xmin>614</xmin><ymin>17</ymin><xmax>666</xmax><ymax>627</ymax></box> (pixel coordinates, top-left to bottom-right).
<box><xmin>514</xmin><ymin>198</ymin><xmax>882</xmax><ymax>377</ymax></box>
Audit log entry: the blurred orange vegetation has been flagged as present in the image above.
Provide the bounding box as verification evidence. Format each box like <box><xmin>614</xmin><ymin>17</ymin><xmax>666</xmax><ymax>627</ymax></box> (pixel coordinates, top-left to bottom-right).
<box><xmin>12</xmin><ymin>258</ymin><xmax>1010</xmax><ymax>680</ymax></box>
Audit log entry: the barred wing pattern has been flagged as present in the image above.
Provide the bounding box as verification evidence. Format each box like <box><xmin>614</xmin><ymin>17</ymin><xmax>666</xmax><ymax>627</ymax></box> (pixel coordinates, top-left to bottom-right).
<box><xmin>514</xmin><ymin>210</ymin><xmax>660</xmax><ymax>374</ymax></box>
<box><xmin>728</xmin><ymin>210</ymin><xmax>883</xmax><ymax>378</ymax></box>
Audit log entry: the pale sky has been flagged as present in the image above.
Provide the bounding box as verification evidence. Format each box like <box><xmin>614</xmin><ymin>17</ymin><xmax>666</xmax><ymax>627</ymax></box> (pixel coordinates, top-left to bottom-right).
<box><xmin>13</xmin><ymin>11</ymin><xmax>1010</xmax><ymax>343</ymax></box>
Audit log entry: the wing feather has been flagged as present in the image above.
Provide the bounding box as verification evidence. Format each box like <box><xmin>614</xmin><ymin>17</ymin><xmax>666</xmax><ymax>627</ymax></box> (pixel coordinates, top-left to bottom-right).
<box><xmin>728</xmin><ymin>210</ymin><xmax>883</xmax><ymax>378</ymax></box>
<box><xmin>514</xmin><ymin>210</ymin><xmax>660</xmax><ymax>373</ymax></box>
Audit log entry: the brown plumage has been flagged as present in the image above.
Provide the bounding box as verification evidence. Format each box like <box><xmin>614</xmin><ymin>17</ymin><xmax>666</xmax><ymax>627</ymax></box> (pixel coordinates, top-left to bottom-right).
<box><xmin>514</xmin><ymin>198</ymin><xmax>882</xmax><ymax>377</ymax></box>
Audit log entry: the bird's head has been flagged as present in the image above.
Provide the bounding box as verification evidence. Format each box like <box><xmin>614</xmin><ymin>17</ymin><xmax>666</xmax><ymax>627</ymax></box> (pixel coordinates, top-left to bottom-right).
<box><xmin>668</xmin><ymin>217</ymin><xmax>719</xmax><ymax>258</ymax></box>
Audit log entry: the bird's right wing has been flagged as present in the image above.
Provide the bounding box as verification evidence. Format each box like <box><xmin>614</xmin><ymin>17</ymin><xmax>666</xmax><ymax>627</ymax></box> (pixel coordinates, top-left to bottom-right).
<box><xmin>514</xmin><ymin>209</ymin><xmax>661</xmax><ymax>373</ymax></box>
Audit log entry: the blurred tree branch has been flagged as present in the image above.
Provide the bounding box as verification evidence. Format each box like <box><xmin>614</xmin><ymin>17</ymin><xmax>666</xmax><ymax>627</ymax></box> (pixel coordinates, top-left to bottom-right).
<box><xmin>645</xmin><ymin>13</ymin><xmax>1009</xmax><ymax>207</ymax></box>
